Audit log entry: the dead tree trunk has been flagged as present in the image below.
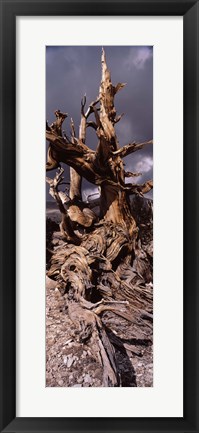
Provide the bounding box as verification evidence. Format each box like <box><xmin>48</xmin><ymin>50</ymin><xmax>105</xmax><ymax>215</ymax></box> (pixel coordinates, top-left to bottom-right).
<box><xmin>46</xmin><ymin>48</ymin><xmax>153</xmax><ymax>387</ymax></box>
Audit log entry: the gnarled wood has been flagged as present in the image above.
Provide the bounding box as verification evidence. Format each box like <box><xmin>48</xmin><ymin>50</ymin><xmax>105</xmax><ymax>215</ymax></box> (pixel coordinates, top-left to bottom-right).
<box><xmin>46</xmin><ymin>48</ymin><xmax>153</xmax><ymax>387</ymax></box>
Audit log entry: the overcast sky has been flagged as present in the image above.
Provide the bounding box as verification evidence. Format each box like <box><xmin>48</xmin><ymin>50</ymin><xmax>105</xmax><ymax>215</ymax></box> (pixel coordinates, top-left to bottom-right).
<box><xmin>46</xmin><ymin>46</ymin><xmax>153</xmax><ymax>200</ymax></box>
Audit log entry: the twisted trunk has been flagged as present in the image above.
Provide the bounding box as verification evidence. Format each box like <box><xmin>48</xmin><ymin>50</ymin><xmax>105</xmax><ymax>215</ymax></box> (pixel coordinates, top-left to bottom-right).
<box><xmin>46</xmin><ymin>49</ymin><xmax>153</xmax><ymax>387</ymax></box>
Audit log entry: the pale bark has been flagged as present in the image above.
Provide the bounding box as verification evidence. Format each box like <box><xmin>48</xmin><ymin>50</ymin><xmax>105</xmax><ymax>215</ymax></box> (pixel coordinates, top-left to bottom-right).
<box><xmin>46</xmin><ymin>49</ymin><xmax>153</xmax><ymax>386</ymax></box>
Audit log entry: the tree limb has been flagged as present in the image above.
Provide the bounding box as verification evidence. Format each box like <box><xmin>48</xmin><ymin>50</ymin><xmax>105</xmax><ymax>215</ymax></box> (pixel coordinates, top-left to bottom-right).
<box><xmin>126</xmin><ymin>180</ymin><xmax>153</xmax><ymax>196</ymax></box>
<box><xmin>50</xmin><ymin>110</ymin><xmax>68</xmax><ymax>136</ymax></box>
<box><xmin>124</xmin><ymin>171</ymin><xmax>142</xmax><ymax>178</ymax></box>
<box><xmin>112</xmin><ymin>140</ymin><xmax>153</xmax><ymax>158</ymax></box>
<box><xmin>86</xmin><ymin>121</ymin><xmax>98</xmax><ymax>130</ymax></box>
<box><xmin>114</xmin><ymin>83</ymin><xmax>126</xmax><ymax>94</ymax></box>
<box><xmin>70</xmin><ymin>117</ymin><xmax>82</xmax><ymax>200</ymax></box>
<box><xmin>114</xmin><ymin>113</ymin><xmax>124</xmax><ymax>124</ymax></box>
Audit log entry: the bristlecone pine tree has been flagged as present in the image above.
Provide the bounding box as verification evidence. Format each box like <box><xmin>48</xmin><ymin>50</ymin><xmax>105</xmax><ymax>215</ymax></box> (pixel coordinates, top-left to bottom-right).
<box><xmin>46</xmin><ymin>49</ymin><xmax>153</xmax><ymax>386</ymax></box>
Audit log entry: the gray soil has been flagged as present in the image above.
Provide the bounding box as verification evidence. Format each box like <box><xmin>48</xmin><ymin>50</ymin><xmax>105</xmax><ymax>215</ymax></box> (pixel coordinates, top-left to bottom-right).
<box><xmin>46</xmin><ymin>273</ymin><xmax>153</xmax><ymax>388</ymax></box>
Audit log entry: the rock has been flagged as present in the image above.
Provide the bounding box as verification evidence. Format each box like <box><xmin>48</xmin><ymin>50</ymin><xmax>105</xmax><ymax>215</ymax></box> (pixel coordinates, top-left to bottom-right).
<box><xmin>47</xmin><ymin>337</ymin><xmax>55</xmax><ymax>346</ymax></box>
<box><xmin>77</xmin><ymin>377</ymin><xmax>83</xmax><ymax>384</ymax></box>
<box><xmin>63</xmin><ymin>354</ymin><xmax>74</xmax><ymax>368</ymax></box>
<box><xmin>67</xmin><ymin>355</ymin><xmax>74</xmax><ymax>368</ymax></box>
<box><xmin>72</xmin><ymin>384</ymin><xmax>82</xmax><ymax>387</ymax></box>
<box><xmin>84</xmin><ymin>374</ymin><xmax>92</xmax><ymax>384</ymax></box>
<box><xmin>54</xmin><ymin>288</ymin><xmax>61</xmax><ymax>298</ymax></box>
<box><xmin>64</xmin><ymin>338</ymin><xmax>73</xmax><ymax>346</ymax></box>
<box><xmin>63</xmin><ymin>356</ymin><xmax>68</xmax><ymax>365</ymax></box>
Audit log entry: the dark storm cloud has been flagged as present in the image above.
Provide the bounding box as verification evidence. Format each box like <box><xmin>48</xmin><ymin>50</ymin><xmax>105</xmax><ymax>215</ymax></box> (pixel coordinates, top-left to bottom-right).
<box><xmin>46</xmin><ymin>46</ymin><xmax>153</xmax><ymax>199</ymax></box>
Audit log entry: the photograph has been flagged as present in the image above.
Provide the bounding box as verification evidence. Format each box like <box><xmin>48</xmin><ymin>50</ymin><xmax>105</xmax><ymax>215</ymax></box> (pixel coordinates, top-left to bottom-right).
<box><xmin>1</xmin><ymin>0</ymin><xmax>199</xmax><ymax>430</ymax></box>
<box><xmin>46</xmin><ymin>45</ymin><xmax>153</xmax><ymax>387</ymax></box>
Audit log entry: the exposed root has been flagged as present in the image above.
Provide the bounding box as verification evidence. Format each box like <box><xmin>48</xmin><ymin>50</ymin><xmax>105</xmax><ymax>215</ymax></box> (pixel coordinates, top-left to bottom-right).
<box><xmin>47</xmin><ymin>217</ymin><xmax>153</xmax><ymax>386</ymax></box>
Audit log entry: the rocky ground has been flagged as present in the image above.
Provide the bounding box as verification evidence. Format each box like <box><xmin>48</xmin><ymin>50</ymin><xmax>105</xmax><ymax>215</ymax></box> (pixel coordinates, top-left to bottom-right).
<box><xmin>46</xmin><ymin>197</ymin><xmax>153</xmax><ymax>388</ymax></box>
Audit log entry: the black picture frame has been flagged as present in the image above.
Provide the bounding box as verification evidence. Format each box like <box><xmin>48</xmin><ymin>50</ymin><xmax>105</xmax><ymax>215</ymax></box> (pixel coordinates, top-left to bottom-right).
<box><xmin>0</xmin><ymin>1</ymin><xmax>198</xmax><ymax>432</ymax></box>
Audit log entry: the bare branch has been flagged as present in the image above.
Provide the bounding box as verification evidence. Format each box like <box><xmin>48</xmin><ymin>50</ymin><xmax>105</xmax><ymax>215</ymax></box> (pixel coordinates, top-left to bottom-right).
<box><xmin>80</xmin><ymin>94</ymin><xmax>100</xmax><ymax>121</ymax></box>
<box><xmin>46</xmin><ymin>168</ymin><xmax>69</xmax><ymax>208</ymax></box>
<box><xmin>81</xmin><ymin>94</ymin><xmax>87</xmax><ymax>116</ymax></box>
<box><xmin>46</xmin><ymin>145</ymin><xmax>61</xmax><ymax>172</ymax></box>
<box><xmin>124</xmin><ymin>171</ymin><xmax>142</xmax><ymax>178</ymax></box>
<box><xmin>127</xmin><ymin>180</ymin><xmax>153</xmax><ymax>196</ymax></box>
<box><xmin>85</xmin><ymin>97</ymin><xmax>100</xmax><ymax>119</ymax></box>
<box><xmin>86</xmin><ymin>121</ymin><xmax>98</xmax><ymax>130</ymax></box>
<box><xmin>50</xmin><ymin>110</ymin><xmax>68</xmax><ymax>136</ymax></box>
<box><xmin>46</xmin><ymin>169</ymin><xmax>81</xmax><ymax>243</ymax></box>
<box><xmin>69</xmin><ymin>118</ymin><xmax>82</xmax><ymax>200</ymax></box>
<box><xmin>92</xmin><ymin>104</ymin><xmax>101</xmax><ymax>129</ymax></box>
<box><xmin>69</xmin><ymin>167</ymin><xmax>82</xmax><ymax>200</ymax></box>
<box><xmin>46</xmin><ymin>130</ymin><xmax>89</xmax><ymax>154</ymax></box>
<box><xmin>112</xmin><ymin>140</ymin><xmax>153</xmax><ymax>158</ymax></box>
<box><xmin>114</xmin><ymin>82</ymin><xmax>126</xmax><ymax>94</ymax></box>
<box><xmin>70</xmin><ymin>117</ymin><xmax>77</xmax><ymax>140</ymax></box>
<box><xmin>114</xmin><ymin>113</ymin><xmax>124</xmax><ymax>124</ymax></box>
<box><xmin>79</xmin><ymin>95</ymin><xmax>100</xmax><ymax>141</ymax></box>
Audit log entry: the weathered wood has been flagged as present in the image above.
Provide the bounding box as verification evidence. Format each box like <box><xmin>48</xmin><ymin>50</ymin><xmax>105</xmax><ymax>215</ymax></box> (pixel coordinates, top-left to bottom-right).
<box><xmin>46</xmin><ymin>49</ymin><xmax>153</xmax><ymax>387</ymax></box>
<box><xmin>69</xmin><ymin>118</ymin><xmax>82</xmax><ymax>201</ymax></box>
<box><xmin>46</xmin><ymin>49</ymin><xmax>153</xmax><ymax>227</ymax></box>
